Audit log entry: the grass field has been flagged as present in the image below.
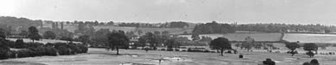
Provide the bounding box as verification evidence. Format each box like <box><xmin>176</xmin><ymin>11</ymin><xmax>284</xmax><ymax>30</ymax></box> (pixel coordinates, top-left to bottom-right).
<box><xmin>178</xmin><ymin>33</ymin><xmax>282</xmax><ymax>41</ymax></box>
<box><xmin>1</xmin><ymin>48</ymin><xmax>336</xmax><ymax>65</ymax></box>
<box><xmin>283</xmin><ymin>33</ymin><xmax>336</xmax><ymax>43</ymax></box>
<box><xmin>93</xmin><ymin>26</ymin><xmax>193</xmax><ymax>35</ymax></box>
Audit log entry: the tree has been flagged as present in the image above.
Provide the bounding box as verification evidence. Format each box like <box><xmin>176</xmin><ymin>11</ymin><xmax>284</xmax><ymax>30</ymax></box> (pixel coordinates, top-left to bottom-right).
<box><xmin>191</xmin><ymin>33</ymin><xmax>200</xmax><ymax>41</ymax></box>
<box><xmin>165</xmin><ymin>38</ymin><xmax>179</xmax><ymax>51</ymax></box>
<box><xmin>106</xmin><ymin>30</ymin><xmax>129</xmax><ymax>55</ymax></box>
<box><xmin>140</xmin><ymin>32</ymin><xmax>159</xmax><ymax>50</ymax></box>
<box><xmin>77</xmin><ymin>35</ymin><xmax>91</xmax><ymax>45</ymax></box>
<box><xmin>303</xmin><ymin>43</ymin><xmax>318</xmax><ymax>57</ymax></box>
<box><xmin>20</xmin><ymin>30</ymin><xmax>28</xmax><ymax>38</ymax></box>
<box><xmin>43</xmin><ymin>31</ymin><xmax>56</xmax><ymax>39</ymax></box>
<box><xmin>192</xmin><ymin>21</ymin><xmax>235</xmax><ymax>34</ymax></box>
<box><xmin>28</xmin><ymin>26</ymin><xmax>41</xmax><ymax>42</ymax></box>
<box><xmin>0</xmin><ymin>28</ymin><xmax>6</xmax><ymax>39</ymax></box>
<box><xmin>241</xmin><ymin>36</ymin><xmax>254</xmax><ymax>51</ymax></box>
<box><xmin>285</xmin><ymin>42</ymin><xmax>300</xmax><ymax>56</ymax></box>
<box><xmin>92</xmin><ymin>29</ymin><xmax>110</xmax><ymax>47</ymax></box>
<box><xmin>200</xmin><ymin>36</ymin><xmax>212</xmax><ymax>42</ymax></box>
<box><xmin>209</xmin><ymin>37</ymin><xmax>232</xmax><ymax>56</ymax></box>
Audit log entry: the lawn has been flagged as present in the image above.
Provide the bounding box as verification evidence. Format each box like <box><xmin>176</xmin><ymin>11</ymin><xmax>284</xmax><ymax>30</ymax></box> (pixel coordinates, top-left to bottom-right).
<box><xmin>1</xmin><ymin>48</ymin><xmax>335</xmax><ymax>65</ymax></box>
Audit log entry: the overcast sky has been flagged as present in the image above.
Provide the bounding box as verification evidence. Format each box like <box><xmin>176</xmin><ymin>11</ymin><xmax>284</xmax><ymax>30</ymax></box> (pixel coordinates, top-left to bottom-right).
<box><xmin>0</xmin><ymin>0</ymin><xmax>336</xmax><ymax>25</ymax></box>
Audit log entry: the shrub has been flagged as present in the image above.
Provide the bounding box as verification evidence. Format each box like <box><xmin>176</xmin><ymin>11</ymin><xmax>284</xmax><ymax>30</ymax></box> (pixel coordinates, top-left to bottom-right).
<box><xmin>56</xmin><ymin>46</ymin><xmax>71</xmax><ymax>55</ymax></box>
<box><xmin>68</xmin><ymin>44</ymin><xmax>81</xmax><ymax>54</ymax></box>
<box><xmin>0</xmin><ymin>46</ymin><xmax>10</xmax><ymax>59</ymax></box>
<box><xmin>14</xmin><ymin>39</ymin><xmax>25</xmax><ymax>48</ymax></box>
<box><xmin>16</xmin><ymin>49</ymin><xmax>35</xmax><ymax>58</ymax></box>
<box><xmin>44</xmin><ymin>47</ymin><xmax>58</xmax><ymax>56</ymax></box>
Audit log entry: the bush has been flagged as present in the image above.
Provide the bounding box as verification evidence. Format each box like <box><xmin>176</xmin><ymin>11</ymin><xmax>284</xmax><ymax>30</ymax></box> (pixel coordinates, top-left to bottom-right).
<box><xmin>16</xmin><ymin>49</ymin><xmax>35</xmax><ymax>58</ymax></box>
<box><xmin>56</xmin><ymin>46</ymin><xmax>71</xmax><ymax>55</ymax></box>
<box><xmin>68</xmin><ymin>44</ymin><xmax>81</xmax><ymax>54</ymax></box>
<box><xmin>0</xmin><ymin>46</ymin><xmax>10</xmax><ymax>59</ymax></box>
<box><xmin>1</xmin><ymin>41</ymin><xmax>88</xmax><ymax>60</ymax></box>
<box><xmin>45</xmin><ymin>47</ymin><xmax>58</xmax><ymax>56</ymax></box>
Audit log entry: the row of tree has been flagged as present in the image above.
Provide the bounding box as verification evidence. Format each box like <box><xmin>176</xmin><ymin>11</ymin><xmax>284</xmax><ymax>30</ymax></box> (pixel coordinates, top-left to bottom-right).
<box><xmin>234</xmin><ymin>23</ymin><xmax>334</xmax><ymax>33</ymax></box>
<box><xmin>192</xmin><ymin>21</ymin><xmax>235</xmax><ymax>34</ymax></box>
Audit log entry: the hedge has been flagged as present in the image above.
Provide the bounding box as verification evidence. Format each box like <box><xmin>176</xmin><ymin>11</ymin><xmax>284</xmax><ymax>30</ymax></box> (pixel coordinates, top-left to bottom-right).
<box><xmin>0</xmin><ymin>39</ymin><xmax>88</xmax><ymax>59</ymax></box>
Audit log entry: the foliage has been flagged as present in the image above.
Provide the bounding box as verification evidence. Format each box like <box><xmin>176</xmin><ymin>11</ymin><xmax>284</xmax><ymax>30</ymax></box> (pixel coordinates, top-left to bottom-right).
<box><xmin>91</xmin><ymin>29</ymin><xmax>110</xmax><ymax>47</ymax></box>
<box><xmin>106</xmin><ymin>30</ymin><xmax>129</xmax><ymax>55</ymax></box>
<box><xmin>28</xmin><ymin>26</ymin><xmax>42</xmax><ymax>41</ymax></box>
<box><xmin>165</xmin><ymin>38</ymin><xmax>180</xmax><ymax>51</ymax></box>
<box><xmin>0</xmin><ymin>28</ymin><xmax>6</xmax><ymax>38</ymax></box>
<box><xmin>285</xmin><ymin>42</ymin><xmax>301</xmax><ymax>51</ymax></box>
<box><xmin>14</xmin><ymin>39</ymin><xmax>25</xmax><ymax>48</ymax></box>
<box><xmin>285</xmin><ymin>42</ymin><xmax>300</xmax><ymax>56</ymax></box>
<box><xmin>193</xmin><ymin>21</ymin><xmax>235</xmax><ymax>34</ymax></box>
<box><xmin>76</xmin><ymin>35</ymin><xmax>91</xmax><ymax>45</ymax></box>
<box><xmin>0</xmin><ymin>44</ymin><xmax>10</xmax><ymax>59</ymax></box>
<box><xmin>303</xmin><ymin>43</ymin><xmax>318</xmax><ymax>52</ymax></box>
<box><xmin>235</xmin><ymin>23</ymin><xmax>333</xmax><ymax>33</ymax></box>
<box><xmin>306</xmin><ymin>51</ymin><xmax>315</xmax><ymax>57</ymax></box>
<box><xmin>209</xmin><ymin>37</ymin><xmax>232</xmax><ymax>56</ymax></box>
<box><xmin>20</xmin><ymin>30</ymin><xmax>29</xmax><ymax>38</ymax></box>
<box><xmin>199</xmin><ymin>36</ymin><xmax>212</xmax><ymax>42</ymax></box>
<box><xmin>138</xmin><ymin>32</ymin><xmax>158</xmax><ymax>49</ymax></box>
<box><xmin>303</xmin><ymin>43</ymin><xmax>318</xmax><ymax>57</ymax></box>
<box><xmin>43</xmin><ymin>31</ymin><xmax>56</xmax><ymax>39</ymax></box>
<box><xmin>191</xmin><ymin>33</ymin><xmax>200</xmax><ymax>41</ymax></box>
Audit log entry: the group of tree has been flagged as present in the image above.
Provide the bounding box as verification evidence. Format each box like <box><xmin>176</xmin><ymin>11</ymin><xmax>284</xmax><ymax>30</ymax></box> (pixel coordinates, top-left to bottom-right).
<box><xmin>118</xmin><ymin>21</ymin><xmax>189</xmax><ymax>28</ymax></box>
<box><xmin>105</xmin><ymin>30</ymin><xmax>130</xmax><ymax>55</ymax></box>
<box><xmin>209</xmin><ymin>37</ymin><xmax>232</xmax><ymax>56</ymax></box>
<box><xmin>285</xmin><ymin>42</ymin><xmax>300</xmax><ymax>56</ymax></box>
<box><xmin>0</xmin><ymin>28</ymin><xmax>88</xmax><ymax>59</ymax></box>
<box><xmin>284</xmin><ymin>42</ymin><xmax>319</xmax><ymax>57</ymax></box>
<box><xmin>193</xmin><ymin>21</ymin><xmax>235</xmax><ymax>34</ymax></box>
<box><xmin>160</xmin><ymin>21</ymin><xmax>189</xmax><ymax>28</ymax></box>
<box><xmin>303</xmin><ymin>43</ymin><xmax>318</xmax><ymax>57</ymax></box>
<box><xmin>234</xmin><ymin>23</ymin><xmax>335</xmax><ymax>33</ymax></box>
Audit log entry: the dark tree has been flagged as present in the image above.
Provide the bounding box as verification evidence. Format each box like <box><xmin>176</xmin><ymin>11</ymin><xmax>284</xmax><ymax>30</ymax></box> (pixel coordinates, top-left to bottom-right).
<box><xmin>43</xmin><ymin>31</ymin><xmax>56</xmax><ymax>39</ymax></box>
<box><xmin>28</xmin><ymin>26</ymin><xmax>41</xmax><ymax>42</ymax></box>
<box><xmin>106</xmin><ymin>30</ymin><xmax>129</xmax><ymax>55</ymax></box>
<box><xmin>303</xmin><ymin>43</ymin><xmax>318</xmax><ymax>57</ymax></box>
<box><xmin>191</xmin><ymin>33</ymin><xmax>200</xmax><ymax>41</ymax></box>
<box><xmin>91</xmin><ymin>29</ymin><xmax>110</xmax><ymax>47</ymax></box>
<box><xmin>164</xmin><ymin>38</ymin><xmax>181</xmax><ymax>51</ymax></box>
<box><xmin>139</xmin><ymin>32</ymin><xmax>158</xmax><ymax>49</ymax></box>
<box><xmin>285</xmin><ymin>42</ymin><xmax>300</xmax><ymax>56</ymax></box>
<box><xmin>209</xmin><ymin>37</ymin><xmax>232</xmax><ymax>56</ymax></box>
<box><xmin>169</xmin><ymin>21</ymin><xmax>189</xmax><ymax>28</ymax></box>
<box><xmin>192</xmin><ymin>21</ymin><xmax>235</xmax><ymax>34</ymax></box>
<box><xmin>0</xmin><ymin>28</ymin><xmax>6</xmax><ymax>39</ymax></box>
<box><xmin>77</xmin><ymin>35</ymin><xmax>91</xmax><ymax>45</ymax></box>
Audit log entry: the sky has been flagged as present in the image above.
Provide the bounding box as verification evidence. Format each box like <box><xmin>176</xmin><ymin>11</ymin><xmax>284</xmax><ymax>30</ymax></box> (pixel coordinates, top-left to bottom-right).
<box><xmin>0</xmin><ymin>0</ymin><xmax>336</xmax><ymax>25</ymax></box>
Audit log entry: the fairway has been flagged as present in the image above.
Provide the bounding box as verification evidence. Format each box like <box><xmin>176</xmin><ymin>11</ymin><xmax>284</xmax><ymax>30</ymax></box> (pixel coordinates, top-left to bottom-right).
<box><xmin>1</xmin><ymin>48</ymin><xmax>336</xmax><ymax>65</ymax></box>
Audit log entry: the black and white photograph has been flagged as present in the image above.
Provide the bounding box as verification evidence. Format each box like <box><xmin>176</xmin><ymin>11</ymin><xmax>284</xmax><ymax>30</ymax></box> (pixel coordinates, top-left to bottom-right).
<box><xmin>0</xmin><ymin>0</ymin><xmax>336</xmax><ymax>65</ymax></box>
